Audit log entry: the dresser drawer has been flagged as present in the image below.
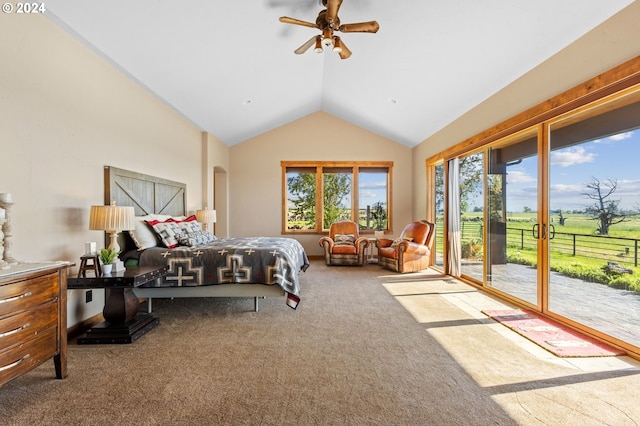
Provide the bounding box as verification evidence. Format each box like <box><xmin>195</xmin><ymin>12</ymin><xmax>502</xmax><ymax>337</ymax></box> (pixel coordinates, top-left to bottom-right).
<box><xmin>0</xmin><ymin>272</ymin><xmax>58</xmax><ymax>317</ymax></box>
<box><xmin>0</xmin><ymin>327</ymin><xmax>57</xmax><ymax>386</ymax></box>
<box><xmin>0</xmin><ymin>302</ymin><xmax>57</xmax><ymax>351</ymax></box>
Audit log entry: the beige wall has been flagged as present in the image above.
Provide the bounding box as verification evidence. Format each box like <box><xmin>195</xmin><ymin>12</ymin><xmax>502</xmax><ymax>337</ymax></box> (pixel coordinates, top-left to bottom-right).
<box><xmin>202</xmin><ymin>131</ymin><xmax>230</xmax><ymax>237</ymax></box>
<box><xmin>229</xmin><ymin>111</ymin><xmax>412</xmax><ymax>257</ymax></box>
<box><xmin>0</xmin><ymin>16</ymin><xmax>206</xmax><ymax>326</ymax></box>
<box><xmin>411</xmin><ymin>1</ymin><xmax>640</xmax><ymax>221</ymax></box>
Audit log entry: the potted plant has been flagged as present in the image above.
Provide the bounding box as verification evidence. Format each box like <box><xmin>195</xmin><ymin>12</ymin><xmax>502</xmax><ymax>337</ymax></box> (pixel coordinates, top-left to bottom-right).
<box><xmin>98</xmin><ymin>247</ymin><xmax>119</xmax><ymax>274</ymax></box>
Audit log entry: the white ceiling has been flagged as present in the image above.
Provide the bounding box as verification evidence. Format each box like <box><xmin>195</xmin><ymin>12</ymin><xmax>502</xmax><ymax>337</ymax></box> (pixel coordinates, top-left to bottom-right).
<box><xmin>44</xmin><ymin>0</ymin><xmax>634</xmax><ymax>147</ymax></box>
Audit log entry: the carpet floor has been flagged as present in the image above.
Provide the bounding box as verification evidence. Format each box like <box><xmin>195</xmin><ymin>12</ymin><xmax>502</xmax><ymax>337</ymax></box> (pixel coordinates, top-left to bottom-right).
<box><xmin>1</xmin><ymin>260</ymin><xmax>640</xmax><ymax>425</ymax></box>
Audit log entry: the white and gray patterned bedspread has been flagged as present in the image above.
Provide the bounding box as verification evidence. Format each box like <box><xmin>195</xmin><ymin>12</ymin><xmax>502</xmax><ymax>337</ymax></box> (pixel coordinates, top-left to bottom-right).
<box><xmin>137</xmin><ymin>237</ymin><xmax>309</xmax><ymax>297</ymax></box>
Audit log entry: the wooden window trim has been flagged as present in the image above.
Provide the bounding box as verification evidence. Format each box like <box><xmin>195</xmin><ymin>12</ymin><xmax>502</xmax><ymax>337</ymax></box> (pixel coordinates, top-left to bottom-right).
<box><xmin>282</xmin><ymin>161</ymin><xmax>393</xmax><ymax>234</ymax></box>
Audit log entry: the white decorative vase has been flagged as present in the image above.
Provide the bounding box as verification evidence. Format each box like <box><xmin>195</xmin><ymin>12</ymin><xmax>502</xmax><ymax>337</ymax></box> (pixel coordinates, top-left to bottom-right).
<box><xmin>102</xmin><ymin>264</ymin><xmax>113</xmax><ymax>275</ymax></box>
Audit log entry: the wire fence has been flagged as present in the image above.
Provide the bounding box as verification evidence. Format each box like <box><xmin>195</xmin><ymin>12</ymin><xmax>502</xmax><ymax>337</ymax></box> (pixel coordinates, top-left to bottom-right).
<box><xmin>458</xmin><ymin>221</ymin><xmax>640</xmax><ymax>267</ymax></box>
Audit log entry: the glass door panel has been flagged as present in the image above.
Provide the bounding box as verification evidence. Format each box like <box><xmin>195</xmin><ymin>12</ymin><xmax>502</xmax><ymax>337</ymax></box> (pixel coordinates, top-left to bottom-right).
<box><xmin>486</xmin><ymin>129</ymin><xmax>540</xmax><ymax>305</ymax></box>
<box><xmin>434</xmin><ymin>163</ymin><xmax>445</xmax><ymax>269</ymax></box>
<box><xmin>459</xmin><ymin>152</ymin><xmax>484</xmax><ymax>281</ymax></box>
<box><xmin>548</xmin><ymin>91</ymin><xmax>640</xmax><ymax>347</ymax></box>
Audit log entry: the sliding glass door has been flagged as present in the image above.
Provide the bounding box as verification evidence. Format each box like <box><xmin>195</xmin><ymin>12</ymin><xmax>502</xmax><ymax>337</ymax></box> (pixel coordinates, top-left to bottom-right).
<box><xmin>485</xmin><ymin>128</ymin><xmax>540</xmax><ymax>306</ymax></box>
<box><xmin>547</xmin><ymin>90</ymin><xmax>640</xmax><ymax>347</ymax></box>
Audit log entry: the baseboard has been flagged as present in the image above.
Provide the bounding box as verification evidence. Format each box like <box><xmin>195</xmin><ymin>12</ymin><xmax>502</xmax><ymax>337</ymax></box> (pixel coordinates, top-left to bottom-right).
<box><xmin>67</xmin><ymin>313</ymin><xmax>104</xmax><ymax>339</ymax></box>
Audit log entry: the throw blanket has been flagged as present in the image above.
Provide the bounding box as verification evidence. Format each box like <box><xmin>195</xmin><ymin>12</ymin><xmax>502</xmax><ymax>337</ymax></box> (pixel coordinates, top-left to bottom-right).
<box><xmin>137</xmin><ymin>237</ymin><xmax>309</xmax><ymax>297</ymax></box>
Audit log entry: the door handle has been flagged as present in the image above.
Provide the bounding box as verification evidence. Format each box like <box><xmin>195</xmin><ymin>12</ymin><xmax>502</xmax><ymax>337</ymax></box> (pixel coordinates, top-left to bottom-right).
<box><xmin>532</xmin><ymin>224</ymin><xmax>539</xmax><ymax>239</ymax></box>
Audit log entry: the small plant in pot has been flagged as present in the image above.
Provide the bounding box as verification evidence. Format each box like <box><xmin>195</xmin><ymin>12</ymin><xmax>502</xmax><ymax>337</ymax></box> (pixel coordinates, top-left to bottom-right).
<box><xmin>98</xmin><ymin>247</ymin><xmax>119</xmax><ymax>274</ymax></box>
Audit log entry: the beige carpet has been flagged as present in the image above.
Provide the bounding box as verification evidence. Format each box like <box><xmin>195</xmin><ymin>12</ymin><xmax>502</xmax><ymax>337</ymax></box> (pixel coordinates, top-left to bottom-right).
<box><xmin>2</xmin><ymin>260</ymin><xmax>640</xmax><ymax>425</ymax></box>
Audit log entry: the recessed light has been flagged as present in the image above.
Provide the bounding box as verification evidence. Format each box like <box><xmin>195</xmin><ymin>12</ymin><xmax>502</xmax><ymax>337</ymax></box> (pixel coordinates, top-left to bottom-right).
<box><xmin>388</xmin><ymin>98</ymin><xmax>398</xmax><ymax>104</ymax></box>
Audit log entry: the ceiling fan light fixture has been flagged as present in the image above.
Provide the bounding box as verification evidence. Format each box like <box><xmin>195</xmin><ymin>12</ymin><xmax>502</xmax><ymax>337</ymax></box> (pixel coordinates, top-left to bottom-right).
<box><xmin>332</xmin><ymin>36</ymin><xmax>343</xmax><ymax>53</ymax></box>
<box><xmin>314</xmin><ymin>36</ymin><xmax>323</xmax><ymax>53</ymax></box>
<box><xmin>322</xmin><ymin>28</ymin><xmax>333</xmax><ymax>48</ymax></box>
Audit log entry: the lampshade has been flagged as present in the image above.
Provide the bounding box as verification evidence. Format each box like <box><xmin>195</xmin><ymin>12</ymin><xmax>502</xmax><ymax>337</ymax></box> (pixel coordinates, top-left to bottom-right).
<box><xmin>195</xmin><ymin>208</ymin><xmax>217</xmax><ymax>224</ymax></box>
<box><xmin>89</xmin><ymin>201</ymin><xmax>135</xmax><ymax>253</ymax></box>
<box><xmin>89</xmin><ymin>202</ymin><xmax>135</xmax><ymax>232</ymax></box>
<box><xmin>314</xmin><ymin>35</ymin><xmax>323</xmax><ymax>53</ymax></box>
<box><xmin>332</xmin><ymin>36</ymin><xmax>343</xmax><ymax>53</ymax></box>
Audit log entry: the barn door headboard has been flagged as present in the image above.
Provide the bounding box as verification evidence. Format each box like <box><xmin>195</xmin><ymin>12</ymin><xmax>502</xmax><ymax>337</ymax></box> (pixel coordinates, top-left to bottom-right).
<box><xmin>104</xmin><ymin>166</ymin><xmax>187</xmax><ymax>252</ymax></box>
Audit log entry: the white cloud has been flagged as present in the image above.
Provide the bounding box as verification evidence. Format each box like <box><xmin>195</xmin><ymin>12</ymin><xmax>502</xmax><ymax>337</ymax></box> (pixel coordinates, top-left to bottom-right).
<box><xmin>550</xmin><ymin>183</ymin><xmax>582</xmax><ymax>193</ymax></box>
<box><xmin>359</xmin><ymin>182</ymin><xmax>386</xmax><ymax>190</ymax></box>
<box><xmin>607</xmin><ymin>131</ymin><xmax>634</xmax><ymax>141</ymax></box>
<box><xmin>594</xmin><ymin>130</ymin><xmax>635</xmax><ymax>144</ymax></box>
<box><xmin>506</xmin><ymin>170</ymin><xmax>535</xmax><ymax>183</ymax></box>
<box><xmin>550</xmin><ymin>146</ymin><xmax>596</xmax><ymax>167</ymax></box>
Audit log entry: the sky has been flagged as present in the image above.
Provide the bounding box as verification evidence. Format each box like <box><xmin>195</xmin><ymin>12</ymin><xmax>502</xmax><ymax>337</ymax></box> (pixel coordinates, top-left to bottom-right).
<box><xmin>358</xmin><ymin>172</ymin><xmax>387</xmax><ymax>210</ymax></box>
<box><xmin>506</xmin><ymin>129</ymin><xmax>640</xmax><ymax>212</ymax></box>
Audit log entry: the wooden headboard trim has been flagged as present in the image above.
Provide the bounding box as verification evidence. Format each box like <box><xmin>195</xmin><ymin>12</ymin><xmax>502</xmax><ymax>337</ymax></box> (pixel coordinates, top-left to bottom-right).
<box><xmin>103</xmin><ymin>166</ymin><xmax>187</xmax><ymax>253</ymax></box>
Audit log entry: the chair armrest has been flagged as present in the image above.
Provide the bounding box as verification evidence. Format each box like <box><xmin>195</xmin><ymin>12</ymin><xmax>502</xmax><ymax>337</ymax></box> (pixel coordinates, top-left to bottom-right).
<box><xmin>319</xmin><ymin>236</ymin><xmax>335</xmax><ymax>251</ymax></box>
<box><xmin>354</xmin><ymin>237</ymin><xmax>368</xmax><ymax>253</ymax></box>
<box><xmin>398</xmin><ymin>241</ymin><xmax>429</xmax><ymax>255</ymax></box>
<box><xmin>376</xmin><ymin>238</ymin><xmax>394</xmax><ymax>248</ymax></box>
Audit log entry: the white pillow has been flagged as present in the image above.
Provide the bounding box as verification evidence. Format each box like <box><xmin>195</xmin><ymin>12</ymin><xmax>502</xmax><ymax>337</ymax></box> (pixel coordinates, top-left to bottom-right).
<box><xmin>128</xmin><ymin>215</ymin><xmax>160</xmax><ymax>250</ymax></box>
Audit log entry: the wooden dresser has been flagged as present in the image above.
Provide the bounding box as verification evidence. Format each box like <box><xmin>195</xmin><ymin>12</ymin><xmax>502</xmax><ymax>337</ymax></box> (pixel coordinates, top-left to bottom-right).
<box><xmin>0</xmin><ymin>262</ymin><xmax>70</xmax><ymax>387</ymax></box>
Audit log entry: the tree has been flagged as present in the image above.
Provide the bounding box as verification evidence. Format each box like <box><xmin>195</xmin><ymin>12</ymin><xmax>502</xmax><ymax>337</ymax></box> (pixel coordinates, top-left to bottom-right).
<box><xmin>287</xmin><ymin>173</ymin><xmax>316</xmax><ymax>228</ymax></box>
<box><xmin>582</xmin><ymin>177</ymin><xmax>626</xmax><ymax>235</ymax></box>
<box><xmin>459</xmin><ymin>153</ymin><xmax>484</xmax><ymax>213</ymax></box>
<box><xmin>370</xmin><ymin>201</ymin><xmax>387</xmax><ymax>231</ymax></box>
<box><xmin>558</xmin><ymin>209</ymin><xmax>566</xmax><ymax>226</ymax></box>
<box><xmin>434</xmin><ymin>157</ymin><xmax>484</xmax><ymax>214</ymax></box>
<box><xmin>287</xmin><ymin>172</ymin><xmax>352</xmax><ymax>230</ymax></box>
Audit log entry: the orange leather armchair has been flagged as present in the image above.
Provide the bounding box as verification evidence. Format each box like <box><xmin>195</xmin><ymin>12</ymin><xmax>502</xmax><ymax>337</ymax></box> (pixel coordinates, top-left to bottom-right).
<box><xmin>319</xmin><ymin>220</ymin><xmax>368</xmax><ymax>266</ymax></box>
<box><xmin>376</xmin><ymin>220</ymin><xmax>435</xmax><ymax>273</ymax></box>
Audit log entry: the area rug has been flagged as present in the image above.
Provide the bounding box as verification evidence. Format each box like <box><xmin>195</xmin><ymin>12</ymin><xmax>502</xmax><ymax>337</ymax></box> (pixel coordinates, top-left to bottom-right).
<box><xmin>482</xmin><ymin>309</ymin><xmax>625</xmax><ymax>357</ymax></box>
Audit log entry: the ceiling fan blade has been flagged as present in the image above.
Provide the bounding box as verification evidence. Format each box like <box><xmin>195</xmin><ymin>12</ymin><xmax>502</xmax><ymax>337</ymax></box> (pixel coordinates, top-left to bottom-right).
<box><xmin>326</xmin><ymin>0</ymin><xmax>343</xmax><ymax>25</ymax></box>
<box><xmin>338</xmin><ymin>39</ymin><xmax>352</xmax><ymax>60</ymax></box>
<box><xmin>294</xmin><ymin>36</ymin><xmax>317</xmax><ymax>55</ymax></box>
<box><xmin>279</xmin><ymin>16</ymin><xmax>318</xmax><ymax>29</ymax></box>
<box><xmin>338</xmin><ymin>20</ymin><xmax>380</xmax><ymax>33</ymax></box>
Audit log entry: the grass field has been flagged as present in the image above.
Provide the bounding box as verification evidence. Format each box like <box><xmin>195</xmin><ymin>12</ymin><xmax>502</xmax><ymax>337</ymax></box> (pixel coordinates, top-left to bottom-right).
<box><xmin>437</xmin><ymin>212</ymin><xmax>640</xmax><ymax>292</ymax></box>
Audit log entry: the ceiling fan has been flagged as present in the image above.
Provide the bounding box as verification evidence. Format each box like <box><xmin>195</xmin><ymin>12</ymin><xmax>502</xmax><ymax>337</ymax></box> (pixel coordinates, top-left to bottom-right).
<box><xmin>279</xmin><ymin>0</ymin><xmax>379</xmax><ymax>60</ymax></box>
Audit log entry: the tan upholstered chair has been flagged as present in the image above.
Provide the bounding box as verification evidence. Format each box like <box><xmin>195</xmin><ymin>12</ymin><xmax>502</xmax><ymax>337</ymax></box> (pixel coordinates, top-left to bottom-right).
<box><xmin>376</xmin><ymin>220</ymin><xmax>435</xmax><ymax>273</ymax></box>
<box><xmin>319</xmin><ymin>220</ymin><xmax>368</xmax><ymax>266</ymax></box>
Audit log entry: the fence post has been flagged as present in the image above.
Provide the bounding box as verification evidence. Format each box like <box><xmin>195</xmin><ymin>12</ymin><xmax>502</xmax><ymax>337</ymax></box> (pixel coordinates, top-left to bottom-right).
<box><xmin>636</xmin><ymin>240</ymin><xmax>638</xmax><ymax>267</ymax></box>
<box><xmin>573</xmin><ymin>234</ymin><xmax>576</xmax><ymax>256</ymax></box>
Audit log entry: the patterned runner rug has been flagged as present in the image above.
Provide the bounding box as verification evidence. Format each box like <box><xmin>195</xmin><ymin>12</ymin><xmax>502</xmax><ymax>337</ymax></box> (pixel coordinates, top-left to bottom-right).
<box><xmin>482</xmin><ymin>309</ymin><xmax>625</xmax><ymax>357</ymax></box>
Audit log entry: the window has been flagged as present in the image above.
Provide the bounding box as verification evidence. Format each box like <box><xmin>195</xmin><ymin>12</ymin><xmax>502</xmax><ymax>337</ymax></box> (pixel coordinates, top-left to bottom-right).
<box><xmin>282</xmin><ymin>161</ymin><xmax>392</xmax><ymax>233</ymax></box>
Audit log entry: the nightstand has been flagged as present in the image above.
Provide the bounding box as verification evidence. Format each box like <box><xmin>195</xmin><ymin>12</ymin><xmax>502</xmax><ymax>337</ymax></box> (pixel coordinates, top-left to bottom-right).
<box><xmin>67</xmin><ymin>265</ymin><xmax>168</xmax><ymax>344</ymax></box>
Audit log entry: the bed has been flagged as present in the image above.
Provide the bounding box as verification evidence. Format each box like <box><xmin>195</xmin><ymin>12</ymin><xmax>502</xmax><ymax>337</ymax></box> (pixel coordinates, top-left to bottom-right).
<box><xmin>103</xmin><ymin>166</ymin><xmax>309</xmax><ymax>311</ymax></box>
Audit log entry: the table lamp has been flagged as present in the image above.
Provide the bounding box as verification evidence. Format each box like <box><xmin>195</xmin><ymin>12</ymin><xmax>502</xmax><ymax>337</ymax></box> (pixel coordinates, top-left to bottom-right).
<box><xmin>89</xmin><ymin>201</ymin><xmax>135</xmax><ymax>271</ymax></box>
<box><xmin>195</xmin><ymin>207</ymin><xmax>216</xmax><ymax>231</ymax></box>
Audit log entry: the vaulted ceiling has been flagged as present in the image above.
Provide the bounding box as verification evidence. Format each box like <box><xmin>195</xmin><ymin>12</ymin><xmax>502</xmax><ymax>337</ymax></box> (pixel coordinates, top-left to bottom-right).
<box><xmin>45</xmin><ymin>0</ymin><xmax>634</xmax><ymax>147</ymax></box>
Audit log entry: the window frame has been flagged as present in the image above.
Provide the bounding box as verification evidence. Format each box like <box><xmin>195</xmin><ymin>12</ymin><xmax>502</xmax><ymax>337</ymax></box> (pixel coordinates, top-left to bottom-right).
<box><xmin>282</xmin><ymin>161</ymin><xmax>393</xmax><ymax>234</ymax></box>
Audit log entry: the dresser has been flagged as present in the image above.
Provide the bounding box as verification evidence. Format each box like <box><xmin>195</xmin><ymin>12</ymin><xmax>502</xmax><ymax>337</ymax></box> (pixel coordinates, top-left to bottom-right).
<box><xmin>0</xmin><ymin>262</ymin><xmax>70</xmax><ymax>387</ymax></box>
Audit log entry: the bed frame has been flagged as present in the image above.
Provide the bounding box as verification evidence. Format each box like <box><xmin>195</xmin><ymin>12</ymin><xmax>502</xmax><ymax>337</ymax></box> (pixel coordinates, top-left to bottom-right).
<box><xmin>103</xmin><ymin>166</ymin><xmax>285</xmax><ymax>312</ymax></box>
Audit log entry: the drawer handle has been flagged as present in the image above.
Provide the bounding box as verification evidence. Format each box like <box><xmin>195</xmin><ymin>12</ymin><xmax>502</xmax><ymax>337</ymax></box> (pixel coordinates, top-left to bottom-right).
<box><xmin>0</xmin><ymin>291</ymin><xmax>33</xmax><ymax>304</ymax></box>
<box><xmin>0</xmin><ymin>323</ymin><xmax>30</xmax><ymax>339</ymax></box>
<box><xmin>0</xmin><ymin>354</ymin><xmax>30</xmax><ymax>372</ymax></box>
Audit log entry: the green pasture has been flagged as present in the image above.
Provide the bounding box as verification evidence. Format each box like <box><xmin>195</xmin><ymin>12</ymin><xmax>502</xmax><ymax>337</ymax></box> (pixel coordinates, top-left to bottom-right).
<box><xmin>435</xmin><ymin>212</ymin><xmax>640</xmax><ymax>293</ymax></box>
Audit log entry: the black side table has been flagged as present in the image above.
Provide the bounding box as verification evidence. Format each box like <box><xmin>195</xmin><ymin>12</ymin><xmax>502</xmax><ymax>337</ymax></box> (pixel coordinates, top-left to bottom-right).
<box><xmin>67</xmin><ymin>265</ymin><xmax>168</xmax><ymax>344</ymax></box>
